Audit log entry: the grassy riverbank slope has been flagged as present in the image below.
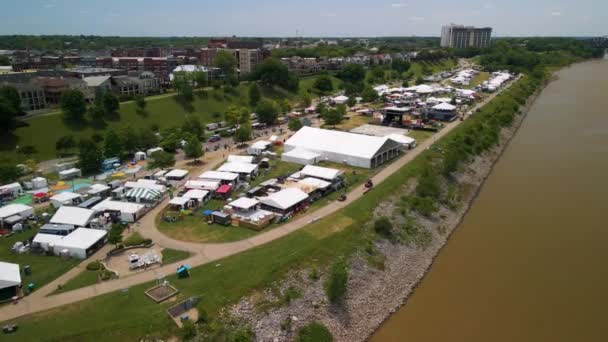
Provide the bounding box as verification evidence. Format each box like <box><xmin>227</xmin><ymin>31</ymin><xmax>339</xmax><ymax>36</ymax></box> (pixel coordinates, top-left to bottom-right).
<box><xmin>5</xmin><ymin>71</ymin><xmax>544</xmax><ymax>341</ymax></box>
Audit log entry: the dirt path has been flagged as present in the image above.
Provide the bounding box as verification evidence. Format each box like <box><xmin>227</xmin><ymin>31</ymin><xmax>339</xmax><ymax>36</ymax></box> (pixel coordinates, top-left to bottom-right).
<box><xmin>0</xmin><ymin>76</ymin><xmax>520</xmax><ymax>323</ymax></box>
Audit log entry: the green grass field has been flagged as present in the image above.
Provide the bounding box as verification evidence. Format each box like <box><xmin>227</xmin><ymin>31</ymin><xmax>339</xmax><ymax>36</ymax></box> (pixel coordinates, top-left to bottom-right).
<box><xmin>298</xmin><ymin>75</ymin><xmax>343</xmax><ymax>98</ymax></box>
<box><xmin>51</xmin><ymin>268</ymin><xmax>99</xmax><ymax>295</ymax></box>
<box><xmin>0</xmin><ymin>229</ymin><xmax>79</xmax><ymax>292</ymax></box>
<box><xmin>7</xmin><ymin>76</ymin><xmax>534</xmax><ymax>341</ymax></box>
<box><xmin>1</xmin><ymin>75</ymin><xmax>336</xmax><ymax>164</ymax></box>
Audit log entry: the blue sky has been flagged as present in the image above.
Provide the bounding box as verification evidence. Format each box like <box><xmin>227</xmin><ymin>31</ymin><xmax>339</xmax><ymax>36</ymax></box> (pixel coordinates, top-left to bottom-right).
<box><xmin>1</xmin><ymin>0</ymin><xmax>605</xmax><ymax>37</ymax></box>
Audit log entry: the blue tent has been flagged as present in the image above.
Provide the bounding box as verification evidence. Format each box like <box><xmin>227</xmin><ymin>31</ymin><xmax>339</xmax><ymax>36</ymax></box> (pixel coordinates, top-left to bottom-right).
<box><xmin>202</xmin><ymin>210</ymin><xmax>213</xmax><ymax>216</ymax></box>
<box><xmin>177</xmin><ymin>265</ymin><xmax>191</xmax><ymax>278</ymax></box>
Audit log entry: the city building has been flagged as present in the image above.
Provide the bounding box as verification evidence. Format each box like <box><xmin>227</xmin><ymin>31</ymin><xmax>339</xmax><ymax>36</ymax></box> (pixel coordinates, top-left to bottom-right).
<box><xmin>440</xmin><ymin>24</ymin><xmax>492</xmax><ymax>49</ymax></box>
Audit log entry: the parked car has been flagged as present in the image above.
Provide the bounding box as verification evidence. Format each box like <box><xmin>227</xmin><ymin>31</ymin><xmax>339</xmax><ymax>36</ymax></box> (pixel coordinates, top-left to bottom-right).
<box><xmin>207</xmin><ymin>134</ymin><xmax>221</xmax><ymax>143</ymax></box>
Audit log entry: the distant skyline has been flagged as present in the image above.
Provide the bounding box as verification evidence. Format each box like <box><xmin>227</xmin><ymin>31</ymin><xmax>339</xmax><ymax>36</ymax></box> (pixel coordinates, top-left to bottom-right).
<box><xmin>1</xmin><ymin>0</ymin><xmax>606</xmax><ymax>37</ymax></box>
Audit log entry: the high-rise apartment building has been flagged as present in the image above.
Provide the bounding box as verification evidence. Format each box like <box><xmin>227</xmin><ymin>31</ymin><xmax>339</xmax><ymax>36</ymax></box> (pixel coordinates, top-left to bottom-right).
<box><xmin>441</xmin><ymin>24</ymin><xmax>492</xmax><ymax>49</ymax></box>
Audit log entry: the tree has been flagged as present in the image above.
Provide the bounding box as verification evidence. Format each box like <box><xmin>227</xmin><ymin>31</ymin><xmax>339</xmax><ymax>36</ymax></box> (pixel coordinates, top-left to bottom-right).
<box><xmin>346</xmin><ymin>96</ymin><xmax>357</xmax><ymax>107</ymax></box>
<box><xmin>288</xmin><ymin>117</ymin><xmax>303</xmax><ymax>132</ymax></box>
<box><xmin>87</xmin><ymin>103</ymin><xmax>105</xmax><ymax>125</ymax></box>
<box><xmin>181</xmin><ymin>115</ymin><xmax>204</xmax><ymax>139</ymax></box>
<box><xmin>19</xmin><ymin>145</ymin><xmax>37</xmax><ymax>158</ymax></box>
<box><xmin>60</xmin><ymin>89</ymin><xmax>86</xmax><ymax>122</ymax></box>
<box><xmin>173</xmin><ymin>72</ymin><xmax>194</xmax><ymax>103</ymax></box>
<box><xmin>374</xmin><ymin>217</ymin><xmax>393</xmax><ymax>238</ymax></box>
<box><xmin>138</xmin><ymin>128</ymin><xmax>158</xmax><ymax>150</ymax></box>
<box><xmin>337</xmin><ymin>63</ymin><xmax>366</xmax><ymax>84</ymax></box>
<box><xmin>135</xmin><ymin>95</ymin><xmax>146</xmax><ymax>114</ymax></box>
<box><xmin>255</xmin><ymin>99</ymin><xmax>279</xmax><ymax>125</ymax></box>
<box><xmin>279</xmin><ymin>99</ymin><xmax>291</xmax><ymax>114</ymax></box>
<box><xmin>184</xmin><ymin>135</ymin><xmax>203</xmax><ymax>160</ymax></box>
<box><xmin>391</xmin><ymin>59</ymin><xmax>411</xmax><ymax>73</ymax></box>
<box><xmin>193</xmin><ymin>70</ymin><xmax>208</xmax><ymax>88</ymax></box>
<box><xmin>104</xmin><ymin>130</ymin><xmax>123</xmax><ymax>158</ymax></box>
<box><xmin>0</xmin><ymin>97</ymin><xmax>18</xmax><ymax>135</ymax></box>
<box><xmin>0</xmin><ymin>85</ymin><xmax>23</xmax><ymax>115</ymax></box>
<box><xmin>225</xmin><ymin>105</ymin><xmax>248</xmax><ymax>127</ymax></box>
<box><xmin>301</xmin><ymin>93</ymin><xmax>312</xmax><ymax>107</ymax></box>
<box><xmin>316</xmin><ymin>102</ymin><xmax>327</xmax><ymax>116</ymax></box>
<box><xmin>214</xmin><ymin>50</ymin><xmax>237</xmax><ymax>81</ymax></box>
<box><xmin>0</xmin><ymin>164</ymin><xmax>21</xmax><ymax>183</ymax></box>
<box><xmin>148</xmin><ymin>151</ymin><xmax>175</xmax><ymax>169</ymax></box>
<box><xmin>120</xmin><ymin>126</ymin><xmax>139</xmax><ymax>154</ymax></box>
<box><xmin>368</xmin><ymin>66</ymin><xmax>385</xmax><ymax>83</ymax></box>
<box><xmin>159</xmin><ymin>129</ymin><xmax>181</xmax><ymax>153</ymax></box>
<box><xmin>251</xmin><ymin>58</ymin><xmax>299</xmax><ymax>91</ymax></box>
<box><xmin>107</xmin><ymin>224</ymin><xmax>123</xmax><ymax>246</ymax></box>
<box><xmin>55</xmin><ymin>135</ymin><xmax>76</xmax><ymax>155</ymax></box>
<box><xmin>101</xmin><ymin>92</ymin><xmax>119</xmax><ymax>114</ymax></box>
<box><xmin>415</xmin><ymin>76</ymin><xmax>425</xmax><ymax>85</ymax></box>
<box><xmin>313</xmin><ymin>75</ymin><xmax>334</xmax><ymax>93</ymax></box>
<box><xmin>248</xmin><ymin>82</ymin><xmax>261</xmax><ymax>107</ymax></box>
<box><xmin>325</xmin><ymin>258</ymin><xmax>348</xmax><ymax>303</ymax></box>
<box><xmin>323</xmin><ymin>108</ymin><xmax>344</xmax><ymax>126</ymax></box>
<box><xmin>361</xmin><ymin>86</ymin><xmax>379</xmax><ymax>103</ymax></box>
<box><xmin>0</xmin><ymin>56</ymin><xmax>10</xmax><ymax>66</ymax></box>
<box><xmin>234</xmin><ymin>123</ymin><xmax>252</xmax><ymax>143</ymax></box>
<box><xmin>78</xmin><ymin>139</ymin><xmax>103</xmax><ymax>174</ymax></box>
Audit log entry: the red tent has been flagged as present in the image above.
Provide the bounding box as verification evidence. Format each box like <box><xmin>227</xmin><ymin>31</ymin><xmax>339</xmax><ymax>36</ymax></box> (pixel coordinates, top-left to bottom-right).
<box><xmin>216</xmin><ymin>185</ymin><xmax>232</xmax><ymax>195</ymax></box>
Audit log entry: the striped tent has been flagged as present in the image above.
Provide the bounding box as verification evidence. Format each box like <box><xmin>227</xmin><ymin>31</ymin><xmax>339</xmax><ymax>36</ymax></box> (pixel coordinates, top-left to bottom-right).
<box><xmin>124</xmin><ymin>187</ymin><xmax>162</xmax><ymax>201</ymax></box>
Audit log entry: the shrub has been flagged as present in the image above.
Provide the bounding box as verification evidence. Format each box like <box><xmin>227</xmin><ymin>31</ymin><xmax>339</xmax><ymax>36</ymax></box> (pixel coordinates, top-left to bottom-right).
<box><xmin>123</xmin><ymin>232</ymin><xmax>148</xmax><ymax>247</ymax></box>
<box><xmin>86</xmin><ymin>261</ymin><xmax>101</xmax><ymax>271</ymax></box>
<box><xmin>374</xmin><ymin>217</ymin><xmax>393</xmax><ymax>238</ymax></box>
<box><xmin>180</xmin><ymin>320</ymin><xmax>197</xmax><ymax>340</ymax></box>
<box><xmin>297</xmin><ymin>322</ymin><xmax>333</xmax><ymax>342</ymax></box>
<box><xmin>325</xmin><ymin>258</ymin><xmax>348</xmax><ymax>303</ymax></box>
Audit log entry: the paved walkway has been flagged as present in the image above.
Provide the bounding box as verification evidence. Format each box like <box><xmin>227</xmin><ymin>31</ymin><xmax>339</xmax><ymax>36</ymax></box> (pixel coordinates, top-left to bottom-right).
<box><xmin>0</xmin><ymin>77</ymin><xmax>520</xmax><ymax>323</ymax></box>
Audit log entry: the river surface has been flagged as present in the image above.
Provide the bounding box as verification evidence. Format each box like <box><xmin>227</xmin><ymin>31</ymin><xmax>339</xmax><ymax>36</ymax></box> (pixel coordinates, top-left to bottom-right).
<box><xmin>371</xmin><ymin>60</ymin><xmax>608</xmax><ymax>342</ymax></box>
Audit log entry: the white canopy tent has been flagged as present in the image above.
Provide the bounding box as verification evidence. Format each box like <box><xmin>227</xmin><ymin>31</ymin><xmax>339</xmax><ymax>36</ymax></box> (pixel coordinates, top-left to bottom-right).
<box><xmin>198</xmin><ymin>171</ymin><xmax>239</xmax><ymax>183</ymax></box>
<box><xmin>281</xmin><ymin>148</ymin><xmax>321</xmax><ymax>166</ymax></box>
<box><xmin>0</xmin><ymin>261</ymin><xmax>21</xmax><ymax>290</ymax></box>
<box><xmin>169</xmin><ymin>197</ymin><xmax>191</xmax><ymax>208</ymax></box>
<box><xmin>260</xmin><ymin>188</ymin><xmax>309</xmax><ymax>212</ymax></box>
<box><xmin>228</xmin><ymin>197</ymin><xmax>260</xmax><ymax>211</ymax></box>
<box><xmin>218</xmin><ymin>162</ymin><xmax>259</xmax><ymax>176</ymax></box>
<box><xmin>165</xmin><ymin>169</ymin><xmax>189</xmax><ymax>180</ymax></box>
<box><xmin>0</xmin><ymin>204</ymin><xmax>34</xmax><ymax>221</ymax></box>
<box><xmin>183</xmin><ymin>189</ymin><xmax>210</xmax><ymax>202</ymax></box>
<box><xmin>52</xmin><ymin>228</ymin><xmax>107</xmax><ymax>259</ymax></box>
<box><xmin>432</xmin><ymin>102</ymin><xmax>457</xmax><ymax>111</ymax></box>
<box><xmin>50</xmin><ymin>206</ymin><xmax>95</xmax><ymax>227</ymax></box>
<box><xmin>227</xmin><ymin>155</ymin><xmax>255</xmax><ymax>164</ymax></box>
<box><xmin>50</xmin><ymin>192</ymin><xmax>83</xmax><ymax>208</ymax></box>
<box><xmin>92</xmin><ymin>199</ymin><xmax>145</xmax><ymax>223</ymax></box>
<box><xmin>185</xmin><ymin>180</ymin><xmax>220</xmax><ymax>191</ymax></box>
<box><xmin>298</xmin><ymin>165</ymin><xmax>344</xmax><ymax>181</ymax></box>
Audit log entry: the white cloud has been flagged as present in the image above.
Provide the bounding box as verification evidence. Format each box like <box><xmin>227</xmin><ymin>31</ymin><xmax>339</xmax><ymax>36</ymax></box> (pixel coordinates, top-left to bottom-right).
<box><xmin>391</xmin><ymin>3</ymin><xmax>406</xmax><ymax>8</ymax></box>
<box><xmin>409</xmin><ymin>16</ymin><xmax>425</xmax><ymax>21</ymax></box>
<box><xmin>551</xmin><ymin>11</ymin><xmax>562</xmax><ymax>16</ymax></box>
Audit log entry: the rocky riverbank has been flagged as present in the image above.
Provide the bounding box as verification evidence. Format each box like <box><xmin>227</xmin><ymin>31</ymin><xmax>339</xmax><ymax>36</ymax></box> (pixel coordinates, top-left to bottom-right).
<box><xmin>229</xmin><ymin>82</ymin><xmax>544</xmax><ymax>342</ymax></box>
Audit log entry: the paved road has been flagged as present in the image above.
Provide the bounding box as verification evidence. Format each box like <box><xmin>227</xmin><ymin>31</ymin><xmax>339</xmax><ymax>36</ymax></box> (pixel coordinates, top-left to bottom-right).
<box><xmin>0</xmin><ymin>76</ymin><xmax>520</xmax><ymax>323</ymax></box>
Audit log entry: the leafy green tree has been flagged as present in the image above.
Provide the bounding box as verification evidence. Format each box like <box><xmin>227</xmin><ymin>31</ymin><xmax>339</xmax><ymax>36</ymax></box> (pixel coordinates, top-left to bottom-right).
<box><xmin>361</xmin><ymin>86</ymin><xmax>379</xmax><ymax>103</ymax></box>
<box><xmin>415</xmin><ymin>76</ymin><xmax>425</xmax><ymax>85</ymax></box>
<box><xmin>159</xmin><ymin>129</ymin><xmax>181</xmax><ymax>153</ymax></box>
<box><xmin>316</xmin><ymin>102</ymin><xmax>327</xmax><ymax>116</ymax></box>
<box><xmin>234</xmin><ymin>123</ymin><xmax>252</xmax><ymax>142</ymax></box>
<box><xmin>374</xmin><ymin>217</ymin><xmax>393</xmax><ymax>238</ymax></box>
<box><xmin>0</xmin><ymin>164</ymin><xmax>22</xmax><ymax>184</ymax></box>
<box><xmin>313</xmin><ymin>75</ymin><xmax>334</xmax><ymax>93</ymax></box>
<box><xmin>251</xmin><ymin>58</ymin><xmax>299</xmax><ymax>91</ymax></box>
<box><xmin>325</xmin><ymin>258</ymin><xmax>349</xmax><ymax>303</ymax></box>
<box><xmin>214</xmin><ymin>50</ymin><xmax>238</xmax><ymax>81</ymax></box>
<box><xmin>87</xmin><ymin>103</ymin><xmax>105</xmax><ymax>124</ymax></box>
<box><xmin>120</xmin><ymin>126</ymin><xmax>139</xmax><ymax>154</ymax></box>
<box><xmin>101</xmin><ymin>92</ymin><xmax>119</xmax><ymax>114</ymax></box>
<box><xmin>248</xmin><ymin>82</ymin><xmax>261</xmax><ymax>107</ymax></box>
<box><xmin>138</xmin><ymin>128</ymin><xmax>158</xmax><ymax>150</ymax></box>
<box><xmin>279</xmin><ymin>99</ymin><xmax>292</xmax><ymax>113</ymax></box>
<box><xmin>368</xmin><ymin>66</ymin><xmax>385</xmax><ymax>83</ymax></box>
<box><xmin>0</xmin><ymin>56</ymin><xmax>10</xmax><ymax>66</ymax></box>
<box><xmin>104</xmin><ymin>130</ymin><xmax>123</xmax><ymax>158</ymax></box>
<box><xmin>0</xmin><ymin>85</ymin><xmax>23</xmax><ymax>115</ymax></box>
<box><xmin>255</xmin><ymin>99</ymin><xmax>279</xmax><ymax>125</ymax></box>
<box><xmin>193</xmin><ymin>70</ymin><xmax>208</xmax><ymax>88</ymax></box>
<box><xmin>135</xmin><ymin>95</ymin><xmax>146</xmax><ymax>113</ymax></box>
<box><xmin>391</xmin><ymin>59</ymin><xmax>411</xmax><ymax>73</ymax></box>
<box><xmin>60</xmin><ymin>89</ymin><xmax>87</xmax><ymax>121</ymax></box>
<box><xmin>0</xmin><ymin>97</ymin><xmax>18</xmax><ymax>135</ymax></box>
<box><xmin>148</xmin><ymin>151</ymin><xmax>175</xmax><ymax>169</ymax></box>
<box><xmin>78</xmin><ymin>138</ymin><xmax>103</xmax><ymax>174</ymax></box>
<box><xmin>181</xmin><ymin>115</ymin><xmax>204</xmax><ymax>139</ymax></box>
<box><xmin>288</xmin><ymin>117</ymin><xmax>303</xmax><ymax>131</ymax></box>
<box><xmin>346</xmin><ymin>96</ymin><xmax>357</xmax><ymax>107</ymax></box>
<box><xmin>323</xmin><ymin>108</ymin><xmax>344</xmax><ymax>126</ymax></box>
<box><xmin>55</xmin><ymin>135</ymin><xmax>76</xmax><ymax>155</ymax></box>
<box><xmin>337</xmin><ymin>63</ymin><xmax>366</xmax><ymax>84</ymax></box>
<box><xmin>301</xmin><ymin>93</ymin><xmax>312</xmax><ymax>107</ymax></box>
<box><xmin>107</xmin><ymin>224</ymin><xmax>123</xmax><ymax>246</ymax></box>
<box><xmin>184</xmin><ymin>135</ymin><xmax>203</xmax><ymax>160</ymax></box>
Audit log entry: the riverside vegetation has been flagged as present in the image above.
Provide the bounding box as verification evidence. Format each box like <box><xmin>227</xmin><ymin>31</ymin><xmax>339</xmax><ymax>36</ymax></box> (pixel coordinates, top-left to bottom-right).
<box><xmin>3</xmin><ymin>39</ymin><xmax>603</xmax><ymax>341</ymax></box>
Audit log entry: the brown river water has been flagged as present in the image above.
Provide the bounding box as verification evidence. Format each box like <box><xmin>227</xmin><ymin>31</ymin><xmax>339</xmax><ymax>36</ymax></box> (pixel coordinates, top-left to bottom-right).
<box><xmin>371</xmin><ymin>59</ymin><xmax>608</xmax><ymax>342</ymax></box>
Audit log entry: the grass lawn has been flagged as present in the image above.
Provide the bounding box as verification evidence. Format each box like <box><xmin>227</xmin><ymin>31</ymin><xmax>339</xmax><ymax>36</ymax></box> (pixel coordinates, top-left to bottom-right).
<box><xmin>334</xmin><ymin>114</ymin><xmax>372</xmax><ymax>131</ymax></box>
<box><xmin>161</xmin><ymin>248</ymin><xmax>190</xmax><ymax>265</ymax></box>
<box><xmin>51</xmin><ymin>268</ymin><xmax>99</xmax><ymax>295</ymax></box>
<box><xmin>409</xmin><ymin>59</ymin><xmax>457</xmax><ymax>80</ymax></box>
<box><xmin>7</xmin><ymin>76</ymin><xmax>531</xmax><ymax>342</ymax></box>
<box><xmin>407</xmin><ymin>130</ymin><xmax>436</xmax><ymax>143</ymax></box>
<box><xmin>464</xmin><ymin>71</ymin><xmax>490</xmax><ymax>89</ymax></box>
<box><xmin>299</xmin><ymin>74</ymin><xmax>343</xmax><ymax>98</ymax></box>
<box><xmin>0</xmin><ymin>229</ymin><xmax>79</xmax><ymax>291</ymax></box>
<box><xmin>1</xmin><ymin>74</ymin><xmax>334</xmax><ymax>164</ymax></box>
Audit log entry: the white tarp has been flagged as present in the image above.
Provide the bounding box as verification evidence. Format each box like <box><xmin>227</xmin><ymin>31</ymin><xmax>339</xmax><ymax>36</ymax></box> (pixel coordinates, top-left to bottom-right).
<box><xmin>50</xmin><ymin>192</ymin><xmax>82</xmax><ymax>207</ymax></box>
<box><xmin>260</xmin><ymin>188</ymin><xmax>309</xmax><ymax>211</ymax></box>
<box><xmin>50</xmin><ymin>206</ymin><xmax>95</xmax><ymax>227</ymax></box>
<box><xmin>432</xmin><ymin>102</ymin><xmax>457</xmax><ymax>111</ymax></box>
<box><xmin>0</xmin><ymin>204</ymin><xmax>33</xmax><ymax>220</ymax></box>
<box><xmin>185</xmin><ymin>180</ymin><xmax>220</xmax><ymax>191</ymax></box>
<box><xmin>183</xmin><ymin>189</ymin><xmax>210</xmax><ymax>201</ymax></box>
<box><xmin>169</xmin><ymin>197</ymin><xmax>190</xmax><ymax>207</ymax></box>
<box><xmin>165</xmin><ymin>169</ymin><xmax>189</xmax><ymax>179</ymax></box>
<box><xmin>299</xmin><ymin>165</ymin><xmax>344</xmax><ymax>181</ymax></box>
<box><xmin>298</xmin><ymin>177</ymin><xmax>332</xmax><ymax>190</ymax></box>
<box><xmin>227</xmin><ymin>155</ymin><xmax>255</xmax><ymax>164</ymax></box>
<box><xmin>87</xmin><ymin>184</ymin><xmax>111</xmax><ymax>195</ymax></box>
<box><xmin>281</xmin><ymin>148</ymin><xmax>321</xmax><ymax>166</ymax></box>
<box><xmin>198</xmin><ymin>171</ymin><xmax>239</xmax><ymax>182</ymax></box>
<box><xmin>386</xmin><ymin>134</ymin><xmax>416</xmax><ymax>146</ymax></box>
<box><xmin>0</xmin><ymin>261</ymin><xmax>21</xmax><ymax>290</ymax></box>
<box><xmin>218</xmin><ymin>162</ymin><xmax>258</xmax><ymax>175</ymax></box>
<box><xmin>228</xmin><ymin>197</ymin><xmax>259</xmax><ymax>210</ymax></box>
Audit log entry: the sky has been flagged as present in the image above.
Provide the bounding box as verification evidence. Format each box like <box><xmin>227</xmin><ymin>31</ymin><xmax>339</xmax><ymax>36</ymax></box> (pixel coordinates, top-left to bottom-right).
<box><xmin>0</xmin><ymin>0</ymin><xmax>606</xmax><ymax>37</ymax></box>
